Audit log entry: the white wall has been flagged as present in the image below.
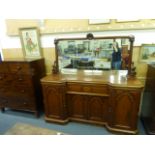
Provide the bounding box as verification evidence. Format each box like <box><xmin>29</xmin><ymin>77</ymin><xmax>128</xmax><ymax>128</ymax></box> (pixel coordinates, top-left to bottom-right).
<box><xmin>1</xmin><ymin>19</ymin><xmax>155</xmax><ymax>49</ymax></box>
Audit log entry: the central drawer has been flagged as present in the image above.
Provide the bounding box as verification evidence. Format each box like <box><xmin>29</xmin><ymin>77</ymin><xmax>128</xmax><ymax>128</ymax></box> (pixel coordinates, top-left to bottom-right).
<box><xmin>67</xmin><ymin>83</ymin><xmax>109</xmax><ymax>94</ymax></box>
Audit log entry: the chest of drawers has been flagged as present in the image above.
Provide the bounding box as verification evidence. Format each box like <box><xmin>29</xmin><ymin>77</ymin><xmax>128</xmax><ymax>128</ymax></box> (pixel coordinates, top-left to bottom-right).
<box><xmin>0</xmin><ymin>58</ymin><xmax>45</xmax><ymax>117</ymax></box>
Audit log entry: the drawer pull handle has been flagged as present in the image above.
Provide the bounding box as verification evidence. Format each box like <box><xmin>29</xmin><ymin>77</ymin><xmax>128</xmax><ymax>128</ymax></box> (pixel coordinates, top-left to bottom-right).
<box><xmin>0</xmin><ymin>76</ymin><xmax>3</xmax><ymax>80</ymax></box>
<box><xmin>108</xmin><ymin>107</ymin><xmax>112</xmax><ymax>113</ymax></box>
<box><xmin>17</xmin><ymin>66</ymin><xmax>22</xmax><ymax>70</ymax></box>
<box><xmin>2</xmin><ymin>100</ymin><xmax>8</xmax><ymax>103</ymax></box>
<box><xmin>21</xmin><ymin>90</ymin><xmax>25</xmax><ymax>93</ymax></box>
<box><xmin>18</xmin><ymin>78</ymin><xmax>23</xmax><ymax>81</ymax></box>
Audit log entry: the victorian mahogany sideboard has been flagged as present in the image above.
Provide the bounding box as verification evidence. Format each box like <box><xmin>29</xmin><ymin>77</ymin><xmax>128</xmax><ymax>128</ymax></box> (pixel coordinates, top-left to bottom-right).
<box><xmin>41</xmin><ymin>70</ymin><xmax>144</xmax><ymax>134</ymax></box>
<box><xmin>0</xmin><ymin>58</ymin><xmax>45</xmax><ymax>117</ymax></box>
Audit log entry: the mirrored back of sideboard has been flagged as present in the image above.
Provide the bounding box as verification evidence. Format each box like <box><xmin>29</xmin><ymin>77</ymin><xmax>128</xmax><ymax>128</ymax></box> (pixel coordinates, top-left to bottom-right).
<box><xmin>54</xmin><ymin>33</ymin><xmax>135</xmax><ymax>75</ymax></box>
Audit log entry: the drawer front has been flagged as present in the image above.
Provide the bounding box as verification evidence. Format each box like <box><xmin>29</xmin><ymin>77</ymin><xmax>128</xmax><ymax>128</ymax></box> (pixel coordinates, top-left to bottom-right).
<box><xmin>8</xmin><ymin>62</ymin><xmax>32</xmax><ymax>74</ymax></box>
<box><xmin>0</xmin><ymin>86</ymin><xmax>35</xmax><ymax>98</ymax></box>
<box><xmin>0</xmin><ymin>74</ymin><xmax>12</xmax><ymax>85</ymax></box>
<box><xmin>0</xmin><ymin>85</ymin><xmax>13</xmax><ymax>96</ymax></box>
<box><xmin>0</xmin><ymin>97</ymin><xmax>36</xmax><ymax>111</ymax></box>
<box><xmin>67</xmin><ymin>83</ymin><xmax>109</xmax><ymax>94</ymax></box>
<box><xmin>67</xmin><ymin>84</ymin><xmax>81</xmax><ymax>92</ymax></box>
<box><xmin>12</xmin><ymin>86</ymin><xmax>35</xmax><ymax>97</ymax></box>
<box><xmin>12</xmin><ymin>75</ymin><xmax>33</xmax><ymax>86</ymax></box>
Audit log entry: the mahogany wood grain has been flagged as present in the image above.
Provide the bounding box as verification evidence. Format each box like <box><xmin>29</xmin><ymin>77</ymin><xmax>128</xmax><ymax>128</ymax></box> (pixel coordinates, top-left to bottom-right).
<box><xmin>41</xmin><ymin>70</ymin><xmax>144</xmax><ymax>134</ymax></box>
<box><xmin>0</xmin><ymin>58</ymin><xmax>45</xmax><ymax>117</ymax></box>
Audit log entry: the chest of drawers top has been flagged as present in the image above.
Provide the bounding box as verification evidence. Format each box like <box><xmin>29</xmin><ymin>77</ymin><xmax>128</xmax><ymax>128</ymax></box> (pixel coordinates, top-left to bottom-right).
<box><xmin>0</xmin><ymin>58</ymin><xmax>43</xmax><ymax>75</ymax></box>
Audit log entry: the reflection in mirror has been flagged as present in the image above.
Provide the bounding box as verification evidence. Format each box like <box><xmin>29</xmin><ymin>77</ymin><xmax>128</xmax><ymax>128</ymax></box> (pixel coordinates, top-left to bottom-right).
<box><xmin>54</xmin><ymin>34</ymin><xmax>134</xmax><ymax>75</ymax></box>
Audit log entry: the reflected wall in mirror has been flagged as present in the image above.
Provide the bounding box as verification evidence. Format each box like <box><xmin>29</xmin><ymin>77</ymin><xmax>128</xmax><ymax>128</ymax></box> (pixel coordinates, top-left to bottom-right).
<box><xmin>54</xmin><ymin>33</ymin><xmax>135</xmax><ymax>75</ymax></box>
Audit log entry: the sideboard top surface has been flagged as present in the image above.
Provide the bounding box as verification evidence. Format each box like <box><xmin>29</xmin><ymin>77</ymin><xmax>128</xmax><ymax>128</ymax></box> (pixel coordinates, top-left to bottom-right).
<box><xmin>41</xmin><ymin>70</ymin><xmax>144</xmax><ymax>88</ymax></box>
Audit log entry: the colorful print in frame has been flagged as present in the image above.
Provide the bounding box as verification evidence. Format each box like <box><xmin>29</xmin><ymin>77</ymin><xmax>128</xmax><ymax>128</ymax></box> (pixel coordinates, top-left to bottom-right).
<box><xmin>19</xmin><ymin>27</ymin><xmax>42</xmax><ymax>58</ymax></box>
<box><xmin>140</xmin><ymin>44</ymin><xmax>155</xmax><ymax>63</ymax></box>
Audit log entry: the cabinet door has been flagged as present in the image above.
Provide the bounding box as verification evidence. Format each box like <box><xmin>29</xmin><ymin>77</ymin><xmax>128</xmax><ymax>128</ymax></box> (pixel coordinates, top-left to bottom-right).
<box><xmin>42</xmin><ymin>84</ymin><xmax>66</xmax><ymax>120</ymax></box>
<box><xmin>67</xmin><ymin>94</ymin><xmax>87</xmax><ymax>120</ymax></box>
<box><xmin>87</xmin><ymin>96</ymin><xmax>108</xmax><ymax>123</ymax></box>
<box><xmin>109</xmin><ymin>88</ymin><xmax>142</xmax><ymax>132</ymax></box>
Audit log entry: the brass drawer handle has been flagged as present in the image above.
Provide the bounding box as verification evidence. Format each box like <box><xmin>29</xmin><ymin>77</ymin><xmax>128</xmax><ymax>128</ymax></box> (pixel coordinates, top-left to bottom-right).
<box><xmin>18</xmin><ymin>78</ymin><xmax>23</xmax><ymax>81</ymax></box>
<box><xmin>0</xmin><ymin>75</ymin><xmax>5</xmax><ymax>80</ymax></box>
<box><xmin>21</xmin><ymin>90</ymin><xmax>25</xmax><ymax>93</ymax></box>
<box><xmin>17</xmin><ymin>66</ymin><xmax>22</xmax><ymax>70</ymax></box>
<box><xmin>108</xmin><ymin>107</ymin><xmax>112</xmax><ymax>113</ymax></box>
<box><xmin>2</xmin><ymin>100</ymin><xmax>8</xmax><ymax>103</ymax></box>
<box><xmin>63</xmin><ymin>103</ymin><xmax>67</xmax><ymax>108</ymax></box>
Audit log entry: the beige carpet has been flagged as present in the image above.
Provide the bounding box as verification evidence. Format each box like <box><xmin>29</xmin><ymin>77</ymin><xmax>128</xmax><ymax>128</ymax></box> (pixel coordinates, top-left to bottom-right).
<box><xmin>5</xmin><ymin>123</ymin><xmax>65</xmax><ymax>135</ymax></box>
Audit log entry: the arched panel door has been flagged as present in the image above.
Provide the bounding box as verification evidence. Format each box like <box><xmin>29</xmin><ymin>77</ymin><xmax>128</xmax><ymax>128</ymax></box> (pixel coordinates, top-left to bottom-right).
<box><xmin>42</xmin><ymin>84</ymin><xmax>67</xmax><ymax>121</ymax></box>
<box><xmin>88</xmin><ymin>96</ymin><xmax>108</xmax><ymax>123</ymax></box>
<box><xmin>67</xmin><ymin>94</ymin><xmax>87</xmax><ymax>120</ymax></box>
<box><xmin>109</xmin><ymin>87</ymin><xmax>142</xmax><ymax>133</ymax></box>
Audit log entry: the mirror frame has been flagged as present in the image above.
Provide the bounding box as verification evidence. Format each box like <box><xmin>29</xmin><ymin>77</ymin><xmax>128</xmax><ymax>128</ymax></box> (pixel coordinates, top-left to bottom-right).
<box><xmin>54</xmin><ymin>33</ymin><xmax>135</xmax><ymax>75</ymax></box>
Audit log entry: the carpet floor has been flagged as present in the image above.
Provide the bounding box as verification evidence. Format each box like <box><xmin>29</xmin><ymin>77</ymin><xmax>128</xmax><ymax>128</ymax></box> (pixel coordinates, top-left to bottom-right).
<box><xmin>4</xmin><ymin>123</ymin><xmax>65</xmax><ymax>135</ymax></box>
<box><xmin>0</xmin><ymin>109</ymin><xmax>146</xmax><ymax>135</ymax></box>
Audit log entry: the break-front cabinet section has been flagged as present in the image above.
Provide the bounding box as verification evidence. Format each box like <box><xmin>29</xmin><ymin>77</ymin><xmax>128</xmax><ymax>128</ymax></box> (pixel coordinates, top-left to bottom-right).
<box><xmin>41</xmin><ymin>33</ymin><xmax>144</xmax><ymax>134</ymax></box>
<box><xmin>66</xmin><ymin>83</ymin><xmax>109</xmax><ymax>124</ymax></box>
<box><xmin>42</xmin><ymin>82</ymin><xmax>68</xmax><ymax>123</ymax></box>
<box><xmin>67</xmin><ymin>94</ymin><xmax>109</xmax><ymax>123</ymax></box>
<box><xmin>109</xmin><ymin>87</ymin><xmax>143</xmax><ymax>133</ymax></box>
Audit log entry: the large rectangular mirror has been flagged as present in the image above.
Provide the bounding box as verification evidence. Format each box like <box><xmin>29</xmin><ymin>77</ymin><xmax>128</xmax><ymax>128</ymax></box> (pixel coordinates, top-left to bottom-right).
<box><xmin>54</xmin><ymin>33</ymin><xmax>134</xmax><ymax>75</ymax></box>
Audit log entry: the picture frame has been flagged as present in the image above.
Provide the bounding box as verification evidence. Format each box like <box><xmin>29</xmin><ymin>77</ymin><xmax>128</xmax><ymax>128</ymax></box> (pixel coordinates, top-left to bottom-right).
<box><xmin>140</xmin><ymin>44</ymin><xmax>155</xmax><ymax>63</ymax></box>
<box><xmin>19</xmin><ymin>27</ymin><xmax>42</xmax><ymax>58</ymax></box>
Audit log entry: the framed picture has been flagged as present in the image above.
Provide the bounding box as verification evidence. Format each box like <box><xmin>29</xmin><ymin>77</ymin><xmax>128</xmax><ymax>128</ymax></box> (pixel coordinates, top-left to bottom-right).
<box><xmin>140</xmin><ymin>44</ymin><xmax>155</xmax><ymax>62</ymax></box>
<box><xmin>19</xmin><ymin>27</ymin><xmax>42</xmax><ymax>58</ymax></box>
